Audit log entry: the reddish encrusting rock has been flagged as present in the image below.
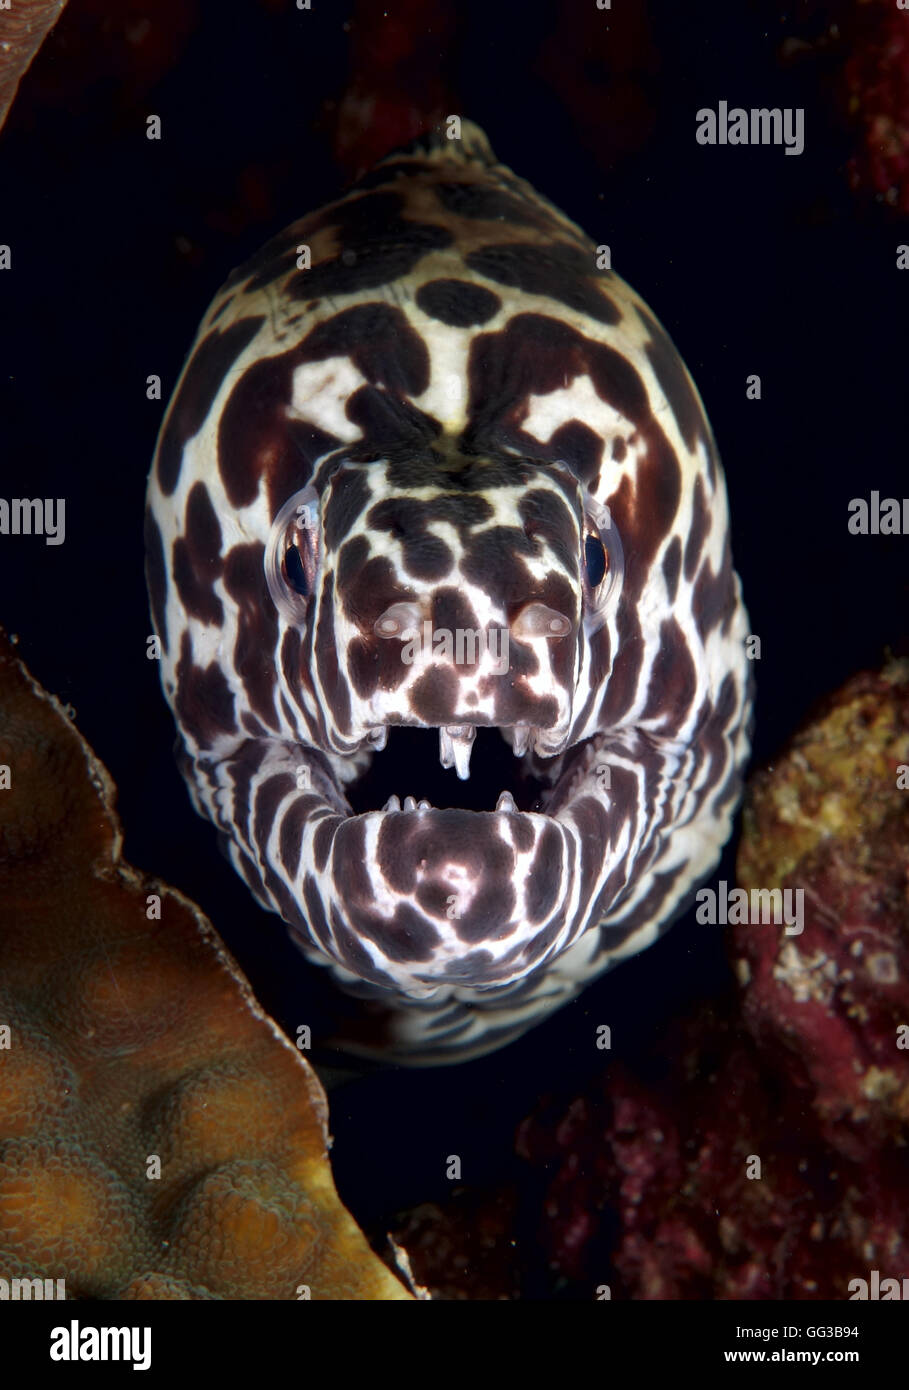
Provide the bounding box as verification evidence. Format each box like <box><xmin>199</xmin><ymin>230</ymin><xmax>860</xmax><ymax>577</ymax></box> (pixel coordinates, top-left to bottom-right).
<box><xmin>736</xmin><ymin>661</ymin><xmax>909</xmax><ymax>1161</ymax></box>
<box><xmin>842</xmin><ymin>2</ymin><xmax>909</xmax><ymax>212</ymax></box>
<box><xmin>516</xmin><ymin>1003</ymin><xmax>908</xmax><ymax>1298</ymax></box>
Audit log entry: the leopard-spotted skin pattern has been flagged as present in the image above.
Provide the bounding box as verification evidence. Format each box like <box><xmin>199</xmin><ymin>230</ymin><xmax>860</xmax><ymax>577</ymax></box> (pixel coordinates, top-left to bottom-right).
<box><xmin>145</xmin><ymin>122</ymin><xmax>752</xmax><ymax>1064</ymax></box>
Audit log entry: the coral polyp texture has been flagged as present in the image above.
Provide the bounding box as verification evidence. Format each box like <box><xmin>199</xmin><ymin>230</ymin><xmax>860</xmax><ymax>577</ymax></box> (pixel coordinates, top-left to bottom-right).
<box><xmin>735</xmin><ymin>659</ymin><xmax>909</xmax><ymax>1159</ymax></box>
<box><xmin>0</xmin><ymin>631</ymin><xmax>409</xmax><ymax>1300</ymax></box>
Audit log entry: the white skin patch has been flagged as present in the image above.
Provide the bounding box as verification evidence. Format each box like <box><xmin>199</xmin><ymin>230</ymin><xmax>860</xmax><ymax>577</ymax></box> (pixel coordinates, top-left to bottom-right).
<box><xmin>290</xmin><ymin>357</ymin><xmax>367</xmax><ymax>442</ymax></box>
<box><xmin>521</xmin><ymin>374</ymin><xmax>632</xmax><ymax>455</ymax></box>
<box><xmin>413</xmin><ymin>322</ymin><xmax>475</xmax><ymax>431</ymax></box>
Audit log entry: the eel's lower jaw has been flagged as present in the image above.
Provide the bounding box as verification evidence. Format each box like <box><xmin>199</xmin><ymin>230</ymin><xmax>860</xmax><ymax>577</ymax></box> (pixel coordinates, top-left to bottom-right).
<box><xmin>293</xmin><ymin>730</ymin><xmax>611</xmax><ymax>997</ymax></box>
<box><xmin>284</xmin><ymin>726</ymin><xmax>616</xmax><ymax>995</ymax></box>
<box><xmin>381</xmin><ymin>788</ymin><xmax>520</xmax><ymax>816</ymax></box>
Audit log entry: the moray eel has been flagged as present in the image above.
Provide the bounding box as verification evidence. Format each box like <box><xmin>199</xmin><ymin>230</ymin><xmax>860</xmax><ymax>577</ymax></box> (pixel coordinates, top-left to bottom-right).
<box><xmin>145</xmin><ymin>121</ymin><xmax>752</xmax><ymax>1064</ymax></box>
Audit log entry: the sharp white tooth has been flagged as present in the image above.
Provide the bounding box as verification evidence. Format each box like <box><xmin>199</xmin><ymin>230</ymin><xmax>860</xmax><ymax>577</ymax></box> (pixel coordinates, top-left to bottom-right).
<box><xmin>438</xmin><ymin>724</ymin><xmax>476</xmax><ymax>780</ymax></box>
<box><xmin>368</xmin><ymin>726</ymin><xmax>387</xmax><ymax>750</ymax></box>
<box><xmin>417</xmin><ymin>799</ymin><xmax>432</xmax><ymax>811</ymax></box>
<box><xmin>512</xmin><ymin>725</ymin><xmax>531</xmax><ymax>757</ymax></box>
<box><xmin>383</xmin><ymin>794</ymin><xmax>401</xmax><ymax>813</ymax></box>
<box><xmin>452</xmin><ymin>739</ymin><xmax>472</xmax><ymax>780</ymax></box>
<box><xmin>452</xmin><ymin>725</ymin><xmax>476</xmax><ymax>780</ymax></box>
<box><xmin>496</xmin><ymin>790</ymin><xmax>517</xmax><ymax>814</ymax></box>
<box><xmin>403</xmin><ymin>795</ymin><xmax>418</xmax><ymax>813</ymax></box>
<box><xmin>438</xmin><ymin>726</ymin><xmax>455</xmax><ymax>770</ymax></box>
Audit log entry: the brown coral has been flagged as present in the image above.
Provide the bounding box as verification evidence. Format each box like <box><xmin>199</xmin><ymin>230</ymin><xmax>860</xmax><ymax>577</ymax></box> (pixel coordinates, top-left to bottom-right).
<box><xmin>0</xmin><ymin>631</ymin><xmax>409</xmax><ymax>1300</ymax></box>
<box><xmin>0</xmin><ymin>0</ymin><xmax>67</xmax><ymax>133</ymax></box>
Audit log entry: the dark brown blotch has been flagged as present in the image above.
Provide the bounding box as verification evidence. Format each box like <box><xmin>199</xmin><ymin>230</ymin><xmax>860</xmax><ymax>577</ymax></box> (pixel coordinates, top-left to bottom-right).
<box><xmin>312</xmin><ymin>816</ymin><xmax>341</xmax><ymax>875</ymax></box>
<box><xmin>640</xmin><ymin>617</ymin><xmax>698</xmax><ymax>730</ymax></box>
<box><xmin>466</xmin><ymin>242</ymin><xmax>621</xmax><ymax>326</ymax></box>
<box><xmin>684</xmin><ymin>475</ymin><xmax>711</xmax><ymax>583</ymax></box>
<box><xmin>524</xmin><ymin>821</ymin><xmax>565</xmax><ymax>922</ymax></box>
<box><xmin>302</xmin><ymin>873</ymin><xmax>335</xmax><ymax>952</ymax></box>
<box><xmin>218</xmin><ymin>350</ymin><xmax>342</xmax><ymax>511</ymax></box>
<box><xmin>692</xmin><ymin>536</ymin><xmax>736</xmax><ymax>641</ymax></box>
<box><xmin>431</xmin><ymin>587</ymin><xmax>480</xmax><ymax>641</ymax></box>
<box><xmin>547</xmin><ymin>420</ymin><xmax>604</xmax><ymax>491</ymax></box>
<box><xmin>346</xmin><ymin>630</ymin><xmax>409</xmax><ymax>701</ymax></box>
<box><xmin>518</xmin><ymin>488</ymin><xmax>578</xmax><ymax>577</ymax></box>
<box><xmin>337</xmin><ymin>547</ymin><xmax>418</xmax><ymax>630</ymax></box>
<box><xmin>172</xmin><ymin>538</ymin><xmax>224</xmax><ymax>627</ymax></box>
<box><xmin>345</xmin><ymin>385</ymin><xmax>440</xmax><ymax>453</ymax></box>
<box><xmin>598</xmin><ymin>600</ymin><xmax>644</xmax><ymax>726</ymax></box>
<box><xmin>253</xmin><ymin>774</ymin><xmax>296</xmax><ymax>857</ymax></box>
<box><xmin>459</xmin><ymin>525</ymin><xmax>537</xmax><ymax>601</ymax></box>
<box><xmin>222</xmin><ymin>542</ymin><xmax>281</xmax><ymax>731</ymax></box>
<box><xmin>329</xmin><ymin>905</ymin><xmax>399</xmax><ymax>987</ymax></box>
<box><xmin>323</xmin><ymin>468</ymin><xmax>372</xmax><ymax>551</ymax></box>
<box><xmin>463</xmin><ymin>314</ymin><xmax>681</xmax><ymax>573</ymax></box>
<box><xmin>314</xmin><ymin>583</ymin><xmax>352</xmax><ymax>734</ymax></box>
<box><xmin>662</xmin><ymin>535</ymin><xmax>682</xmax><ymax>604</ymax></box>
<box><xmin>415</xmin><ymin>278</ymin><xmax>502</xmax><ymax>328</ymax></box>
<box><xmin>174</xmin><ymin>630</ymin><xmax>237</xmax><ymax>750</ymax></box>
<box><xmin>366</xmin><ymin>496</ymin><xmax>455</xmax><ymax>580</ymax></box>
<box><xmin>409</xmin><ymin>665</ymin><xmax>460</xmax><ymax>723</ymax></box>
<box><xmin>300</xmin><ymin>302</ymin><xmax>430</xmax><ymax>397</ymax></box>
<box><xmin>333</xmin><ymin>820</ymin><xmax>442</xmax><ymax>962</ymax></box>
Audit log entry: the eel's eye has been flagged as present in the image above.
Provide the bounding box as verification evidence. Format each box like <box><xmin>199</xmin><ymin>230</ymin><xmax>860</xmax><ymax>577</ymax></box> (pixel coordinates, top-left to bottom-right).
<box><xmin>581</xmin><ymin>496</ymin><xmax>624</xmax><ymax>633</ymax></box>
<box><xmin>264</xmin><ymin>484</ymin><xmax>321</xmax><ymax>622</ymax></box>
<box><xmin>285</xmin><ymin>545</ymin><xmax>308</xmax><ymax>596</ymax></box>
<box><xmin>585</xmin><ymin>532</ymin><xmax>607</xmax><ymax>587</ymax></box>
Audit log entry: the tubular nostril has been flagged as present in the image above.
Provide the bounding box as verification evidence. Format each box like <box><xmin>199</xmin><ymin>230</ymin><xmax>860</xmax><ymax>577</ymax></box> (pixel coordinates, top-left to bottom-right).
<box><xmin>373</xmin><ymin>601</ymin><xmax>424</xmax><ymax>638</ymax></box>
<box><xmin>511</xmin><ymin>603</ymin><xmax>573</xmax><ymax>639</ymax></box>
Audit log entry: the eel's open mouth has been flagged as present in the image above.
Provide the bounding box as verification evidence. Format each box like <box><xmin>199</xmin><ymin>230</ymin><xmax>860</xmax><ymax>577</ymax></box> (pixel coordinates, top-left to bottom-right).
<box><xmin>284</xmin><ymin>718</ymin><xmax>617</xmax><ymax>1001</ymax></box>
<box><xmin>342</xmin><ymin>724</ymin><xmax>593</xmax><ymax>820</ymax></box>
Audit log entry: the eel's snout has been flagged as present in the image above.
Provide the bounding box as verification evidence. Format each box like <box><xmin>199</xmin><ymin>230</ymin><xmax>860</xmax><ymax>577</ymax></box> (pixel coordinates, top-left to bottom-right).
<box><xmin>348</xmin><ymin>595</ymin><xmax>579</xmax><ymax>774</ymax></box>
